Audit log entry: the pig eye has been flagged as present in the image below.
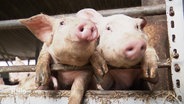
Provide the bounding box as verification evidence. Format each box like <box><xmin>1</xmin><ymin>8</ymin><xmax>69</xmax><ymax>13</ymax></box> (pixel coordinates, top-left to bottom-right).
<box><xmin>106</xmin><ymin>26</ymin><xmax>111</xmax><ymax>31</ymax></box>
<box><xmin>136</xmin><ymin>25</ymin><xmax>139</xmax><ymax>29</ymax></box>
<box><xmin>60</xmin><ymin>21</ymin><xmax>64</xmax><ymax>25</ymax></box>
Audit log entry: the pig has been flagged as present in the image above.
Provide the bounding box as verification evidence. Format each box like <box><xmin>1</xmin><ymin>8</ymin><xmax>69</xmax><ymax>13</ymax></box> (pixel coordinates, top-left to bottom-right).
<box><xmin>8</xmin><ymin>57</ymin><xmax>36</xmax><ymax>84</ymax></box>
<box><xmin>1</xmin><ymin>74</ymin><xmax>38</xmax><ymax>91</ymax></box>
<box><xmin>77</xmin><ymin>9</ymin><xmax>159</xmax><ymax>90</ymax></box>
<box><xmin>0</xmin><ymin>57</ymin><xmax>57</xmax><ymax>90</ymax></box>
<box><xmin>16</xmin><ymin>74</ymin><xmax>58</xmax><ymax>90</ymax></box>
<box><xmin>19</xmin><ymin>14</ymin><xmax>107</xmax><ymax>104</ymax></box>
<box><xmin>0</xmin><ymin>73</ymin><xmax>58</xmax><ymax>91</ymax></box>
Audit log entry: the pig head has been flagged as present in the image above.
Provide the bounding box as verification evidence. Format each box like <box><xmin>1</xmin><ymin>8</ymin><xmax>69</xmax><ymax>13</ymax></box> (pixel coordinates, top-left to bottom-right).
<box><xmin>77</xmin><ymin>9</ymin><xmax>159</xmax><ymax>90</ymax></box>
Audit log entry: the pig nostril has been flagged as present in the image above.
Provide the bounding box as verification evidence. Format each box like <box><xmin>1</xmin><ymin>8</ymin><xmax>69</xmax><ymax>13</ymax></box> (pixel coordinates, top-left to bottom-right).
<box><xmin>140</xmin><ymin>45</ymin><xmax>146</xmax><ymax>51</ymax></box>
<box><xmin>91</xmin><ymin>27</ymin><xmax>94</xmax><ymax>33</ymax></box>
<box><xmin>80</xmin><ymin>27</ymin><xmax>84</xmax><ymax>32</ymax></box>
<box><xmin>127</xmin><ymin>47</ymin><xmax>134</xmax><ymax>51</ymax></box>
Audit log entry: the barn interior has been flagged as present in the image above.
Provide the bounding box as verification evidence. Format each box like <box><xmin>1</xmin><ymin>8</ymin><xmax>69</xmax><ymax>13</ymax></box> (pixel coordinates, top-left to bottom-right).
<box><xmin>0</xmin><ymin>0</ymin><xmax>171</xmax><ymax>90</ymax></box>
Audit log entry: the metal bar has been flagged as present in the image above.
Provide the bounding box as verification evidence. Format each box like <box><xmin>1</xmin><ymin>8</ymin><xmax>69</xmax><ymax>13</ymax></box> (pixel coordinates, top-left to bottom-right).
<box><xmin>99</xmin><ymin>4</ymin><xmax>166</xmax><ymax>16</ymax></box>
<box><xmin>0</xmin><ymin>59</ymin><xmax>170</xmax><ymax>73</ymax></box>
<box><xmin>0</xmin><ymin>4</ymin><xmax>166</xmax><ymax>30</ymax></box>
<box><xmin>0</xmin><ymin>90</ymin><xmax>179</xmax><ymax>104</ymax></box>
<box><xmin>0</xmin><ymin>65</ymin><xmax>35</xmax><ymax>73</ymax></box>
<box><xmin>0</xmin><ymin>20</ymin><xmax>23</xmax><ymax>30</ymax></box>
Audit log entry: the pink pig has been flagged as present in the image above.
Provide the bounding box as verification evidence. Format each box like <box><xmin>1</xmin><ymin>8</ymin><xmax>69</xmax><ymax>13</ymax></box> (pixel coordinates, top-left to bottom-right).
<box><xmin>77</xmin><ymin>9</ymin><xmax>159</xmax><ymax>90</ymax></box>
<box><xmin>8</xmin><ymin>57</ymin><xmax>36</xmax><ymax>84</ymax></box>
<box><xmin>19</xmin><ymin>14</ymin><xmax>107</xmax><ymax>104</ymax></box>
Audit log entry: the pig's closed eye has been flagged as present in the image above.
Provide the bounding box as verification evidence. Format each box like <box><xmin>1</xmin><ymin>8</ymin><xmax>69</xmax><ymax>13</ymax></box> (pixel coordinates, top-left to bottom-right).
<box><xmin>60</xmin><ymin>21</ymin><xmax>64</xmax><ymax>25</ymax></box>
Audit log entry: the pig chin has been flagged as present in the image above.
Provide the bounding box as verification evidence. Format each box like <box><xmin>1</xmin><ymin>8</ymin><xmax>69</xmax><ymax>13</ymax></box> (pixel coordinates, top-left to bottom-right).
<box><xmin>67</xmin><ymin>33</ymin><xmax>97</xmax><ymax>42</ymax></box>
<box><xmin>124</xmin><ymin>53</ymin><xmax>144</xmax><ymax>62</ymax></box>
<box><xmin>110</xmin><ymin>53</ymin><xmax>143</xmax><ymax>68</ymax></box>
<box><xmin>122</xmin><ymin>53</ymin><xmax>143</xmax><ymax>67</ymax></box>
<box><xmin>124</xmin><ymin>57</ymin><xmax>143</xmax><ymax>67</ymax></box>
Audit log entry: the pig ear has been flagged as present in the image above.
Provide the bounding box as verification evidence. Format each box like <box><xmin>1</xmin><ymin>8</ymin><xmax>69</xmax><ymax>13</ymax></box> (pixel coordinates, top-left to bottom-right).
<box><xmin>19</xmin><ymin>14</ymin><xmax>55</xmax><ymax>44</ymax></box>
<box><xmin>76</xmin><ymin>8</ymin><xmax>103</xmax><ymax>23</ymax></box>
<box><xmin>136</xmin><ymin>17</ymin><xmax>147</xmax><ymax>29</ymax></box>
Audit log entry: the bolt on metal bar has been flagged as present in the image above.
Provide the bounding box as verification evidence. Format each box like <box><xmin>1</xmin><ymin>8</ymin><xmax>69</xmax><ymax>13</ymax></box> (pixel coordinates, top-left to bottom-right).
<box><xmin>0</xmin><ymin>59</ymin><xmax>170</xmax><ymax>73</ymax></box>
<box><xmin>0</xmin><ymin>4</ymin><xmax>166</xmax><ymax>30</ymax></box>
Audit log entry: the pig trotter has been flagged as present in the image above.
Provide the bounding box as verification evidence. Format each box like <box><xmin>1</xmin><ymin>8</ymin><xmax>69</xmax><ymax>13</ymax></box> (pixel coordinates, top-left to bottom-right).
<box><xmin>90</xmin><ymin>51</ymin><xmax>108</xmax><ymax>81</ymax></box>
<box><xmin>35</xmin><ymin>63</ymin><xmax>51</xmax><ymax>86</ymax></box>
<box><xmin>142</xmin><ymin>47</ymin><xmax>159</xmax><ymax>79</ymax></box>
<box><xmin>35</xmin><ymin>45</ymin><xmax>51</xmax><ymax>87</ymax></box>
<box><xmin>68</xmin><ymin>71</ymin><xmax>92</xmax><ymax>104</ymax></box>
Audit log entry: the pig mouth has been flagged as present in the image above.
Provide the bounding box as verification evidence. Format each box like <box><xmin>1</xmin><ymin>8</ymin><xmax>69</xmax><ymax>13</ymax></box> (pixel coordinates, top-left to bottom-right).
<box><xmin>125</xmin><ymin>53</ymin><xmax>143</xmax><ymax>61</ymax></box>
<box><xmin>113</xmin><ymin>53</ymin><xmax>143</xmax><ymax>67</ymax></box>
<box><xmin>124</xmin><ymin>57</ymin><xmax>143</xmax><ymax>67</ymax></box>
<box><xmin>106</xmin><ymin>58</ymin><xmax>142</xmax><ymax>69</ymax></box>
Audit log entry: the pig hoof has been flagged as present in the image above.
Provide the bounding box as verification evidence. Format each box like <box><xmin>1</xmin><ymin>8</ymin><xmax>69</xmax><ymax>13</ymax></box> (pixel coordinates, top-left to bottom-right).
<box><xmin>142</xmin><ymin>47</ymin><xmax>158</xmax><ymax>79</ymax></box>
<box><xmin>97</xmin><ymin>63</ymin><xmax>108</xmax><ymax>76</ymax></box>
<box><xmin>35</xmin><ymin>64</ymin><xmax>51</xmax><ymax>86</ymax></box>
<box><xmin>142</xmin><ymin>68</ymin><xmax>150</xmax><ymax>78</ymax></box>
<box><xmin>150</xmin><ymin>68</ymin><xmax>157</xmax><ymax>78</ymax></box>
<box><xmin>144</xmin><ymin>69</ymin><xmax>159</xmax><ymax>84</ymax></box>
<box><xmin>142</xmin><ymin>65</ymin><xmax>158</xmax><ymax>79</ymax></box>
<box><xmin>93</xmin><ymin>63</ymin><xmax>108</xmax><ymax>82</ymax></box>
<box><xmin>90</xmin><ymin>51</ymin><xmax>109</xmax><ymax>81</ymax></box>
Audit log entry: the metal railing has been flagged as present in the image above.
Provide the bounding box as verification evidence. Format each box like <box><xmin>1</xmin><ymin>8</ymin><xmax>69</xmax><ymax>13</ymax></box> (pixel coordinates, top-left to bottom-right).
<box><xmin>0</xmin><ymin>4</ymin><xmax>165</xmax><ymax>30</ymax></box>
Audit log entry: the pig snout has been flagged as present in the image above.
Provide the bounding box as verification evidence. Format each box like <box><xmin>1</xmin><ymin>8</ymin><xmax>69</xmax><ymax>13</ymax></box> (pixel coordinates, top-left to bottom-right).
<box><xmin>76</xmin><ymin>22</ymin><xmax>98</xmax><ymax>41</ymax></box>
<box><xmin>123</xmin><ymin>39</ymin><xmax>146</xmax><ymax>61</ymax></box>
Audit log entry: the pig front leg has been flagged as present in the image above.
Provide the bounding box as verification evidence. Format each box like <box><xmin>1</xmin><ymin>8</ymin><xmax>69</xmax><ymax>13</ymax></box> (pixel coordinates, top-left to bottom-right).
<box><xmin>141</xmin><ymin>46</ymin><xmax>159</xmax><ymax>82</ymax></box>
<box><xmin>68</xmin><ymin>71</ymin><xmax>92</xmax><ymax>104</ymax></box>
<box><xmin>90</xmin><ymin>50</ymin><xmax>108</xmax><ymax>82</ymax></box>
<box><xmin>35</xmin><ymin>44</ymin><xmax>52</xmax><ymax>87</ymax></box>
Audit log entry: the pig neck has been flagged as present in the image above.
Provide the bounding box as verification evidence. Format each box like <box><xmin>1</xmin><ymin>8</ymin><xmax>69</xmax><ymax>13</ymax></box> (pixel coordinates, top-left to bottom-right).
<box><xmin>48</xmin><ymin>40</ymin><xmax>96</xmax><ymax>66</ymax></box>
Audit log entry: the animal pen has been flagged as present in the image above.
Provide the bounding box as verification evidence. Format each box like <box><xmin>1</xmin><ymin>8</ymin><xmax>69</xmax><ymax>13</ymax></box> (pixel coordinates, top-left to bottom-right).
<box><xmin>0</xmin><ymin>0</ymin><xmax>183</xmax><ymax>104</ymax></box>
